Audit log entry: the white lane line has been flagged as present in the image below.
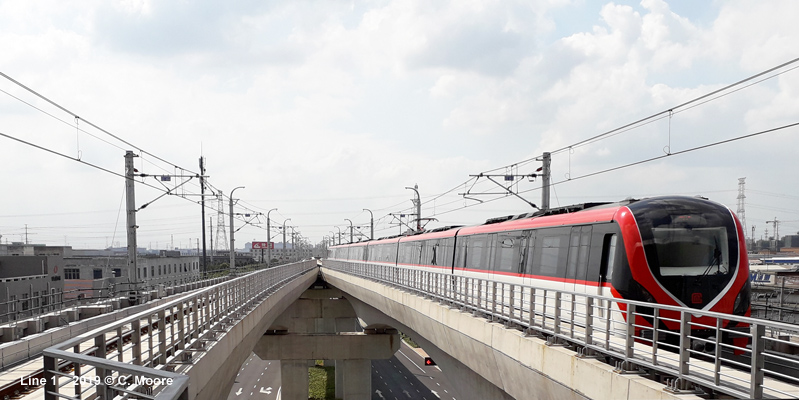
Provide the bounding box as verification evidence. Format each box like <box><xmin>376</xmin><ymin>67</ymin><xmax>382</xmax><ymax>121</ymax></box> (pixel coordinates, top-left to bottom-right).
<box><xmin>397</xmin><ymin>349</ymin><xmax>425</xmax><ymax>373</ymax></box>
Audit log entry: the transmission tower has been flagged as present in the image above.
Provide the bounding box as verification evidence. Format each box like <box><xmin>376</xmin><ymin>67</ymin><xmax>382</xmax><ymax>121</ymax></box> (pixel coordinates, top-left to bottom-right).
<box><xmin>736</xmin><ymin>177</ymin><xmax>747</xmax><ymax>242</ymax></box>
<box><xmin>766</xmin><ymin>217</ymin><xmax>781</xmax><ymax>253</ymax></box>
<box><xmin>215</xmin><ymin>190</ymin><xmax>228</xmax><ymax>251</ymax></box>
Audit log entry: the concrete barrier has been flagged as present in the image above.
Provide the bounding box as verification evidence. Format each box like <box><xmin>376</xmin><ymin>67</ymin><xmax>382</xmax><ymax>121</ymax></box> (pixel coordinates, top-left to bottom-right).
<box><xmin>320</xmin><ymin>268</ymin><xmax>702</xmax><ymax>400</ymax></box>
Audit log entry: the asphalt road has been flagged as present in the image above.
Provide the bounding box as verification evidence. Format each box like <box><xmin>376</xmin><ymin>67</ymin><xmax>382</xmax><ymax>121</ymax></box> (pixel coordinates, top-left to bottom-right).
<box><xmin>227</xmin><ymin>342</ymin><xmax>460</xmax><ymax>400</ymax></box>
<box><xmin>371</xmin><ymin>341</ymin><xmax>459</xmax><ymax>400</ymax></box>
<box><xmin>227</xmin><ymin>353</ymin><xmax>281</xmax><ymax>400</ymax></box>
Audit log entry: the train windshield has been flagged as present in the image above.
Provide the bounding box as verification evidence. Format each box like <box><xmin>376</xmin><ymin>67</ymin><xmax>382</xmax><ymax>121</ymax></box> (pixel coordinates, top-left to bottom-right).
<box><xmin>653</xmin><ymin>226</ymin><xmax>729</xmax><ymax>276</ymax></box>
<box><xmin>628</xmin><ymin>197</ymin><xmax>739</xmax><ymax>308</ymax></box>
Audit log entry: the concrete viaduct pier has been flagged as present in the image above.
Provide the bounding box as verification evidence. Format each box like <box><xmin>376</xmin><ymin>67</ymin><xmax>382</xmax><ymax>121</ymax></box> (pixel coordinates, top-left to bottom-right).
<box><xmin>254</xmin><ymin>280</ymin><xmax>399</xmax><ymax>400</ymax></box>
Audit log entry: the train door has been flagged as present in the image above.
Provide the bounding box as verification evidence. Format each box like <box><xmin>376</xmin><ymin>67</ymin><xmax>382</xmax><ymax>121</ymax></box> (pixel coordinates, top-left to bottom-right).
<box><xmin>598</xmin><ymin>233</ymin><xmax>618</xmax><ymax>296</ymax></box>
<box><xmin>494</xmin><ymin>231</ymin><xmax>526</xmax><ymax>281</ymax></box>
<box><xmin>521</xmin><ymin>230</ymin><xmax>536</xmax><ymax>287</ymax></box>
<box><xmin>566</xmin><ymin>226</ymin><xmax>593</xmax><ymax>294</ymax></box>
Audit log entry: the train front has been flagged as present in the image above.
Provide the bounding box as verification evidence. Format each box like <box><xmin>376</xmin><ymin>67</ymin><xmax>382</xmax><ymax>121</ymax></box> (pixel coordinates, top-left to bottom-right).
<box><xmin>614</xmin><ymin>196</ymin><xmax>750</xmax><ymax>338</ymax></box>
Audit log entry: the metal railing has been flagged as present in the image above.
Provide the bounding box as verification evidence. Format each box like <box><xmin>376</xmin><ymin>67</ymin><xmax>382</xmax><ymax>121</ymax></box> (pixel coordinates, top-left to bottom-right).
<box><xmin>323</xmin><ymin>260</ymin><xmax>799</xmax><ymax>399</ymax></box>
<box><xmin>42</xmin><ymin>260</ymin><xmax>318</xmax><ymax>400</ymax></box>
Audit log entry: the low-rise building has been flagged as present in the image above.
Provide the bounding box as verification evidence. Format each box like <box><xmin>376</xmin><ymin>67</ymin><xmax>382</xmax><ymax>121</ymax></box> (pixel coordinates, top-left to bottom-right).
<box><xmin>0</xmin><ymin>254</ymin><xmax>65</xmax><ymax>323</ymax></box>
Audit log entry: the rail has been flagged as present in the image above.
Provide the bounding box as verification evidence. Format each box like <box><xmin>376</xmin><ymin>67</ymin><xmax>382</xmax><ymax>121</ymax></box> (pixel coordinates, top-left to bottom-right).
<box><xmin>323</xmin><ymin>260</ymin><xmax>799</xmax><ymax>399</ymax></box>
<box><xmin>42</xmin><ymin>260</ymin><xmax>318</xmax><ymax>400</ymax></box>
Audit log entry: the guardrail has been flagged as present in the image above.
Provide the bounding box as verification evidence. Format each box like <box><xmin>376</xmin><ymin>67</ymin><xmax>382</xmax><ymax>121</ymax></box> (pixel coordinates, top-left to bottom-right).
<box><xmin>42</xmin><ymin>260</ymin><xmax>318</xmax><ymax>400</ymax></box>
<box><xmin>323</xmin><ymin>260</ymin><xmax>799</xmax><ymax>399</ymax></box>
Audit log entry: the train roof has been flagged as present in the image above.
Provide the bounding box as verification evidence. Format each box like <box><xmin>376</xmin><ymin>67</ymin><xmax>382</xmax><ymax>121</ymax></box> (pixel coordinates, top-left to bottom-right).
<box><xmin>329</xmin><ymin>196</ymin><xmax>722</xmax><ymax>247</ymax></box>
<box><xmin>397</xmin><ymin>226</ymin><xmax>462</xmax><ymax>242</ymax></box>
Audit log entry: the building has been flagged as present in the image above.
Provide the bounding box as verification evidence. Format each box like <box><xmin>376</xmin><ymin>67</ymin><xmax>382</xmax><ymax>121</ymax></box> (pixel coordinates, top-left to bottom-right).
<box><xmin>64</xmin><ymin>251</ymin><xmax>201</xmax><ymax>299</ymax></box>
<box><xmin>245</xmin><ymin>242</ymin><xmax>312</xmax><ymax>264</ymax></box>
<box><xmin>0</xmin><ymin>244</ymin><xmax>65</xmax><ymax>323</ymax></box>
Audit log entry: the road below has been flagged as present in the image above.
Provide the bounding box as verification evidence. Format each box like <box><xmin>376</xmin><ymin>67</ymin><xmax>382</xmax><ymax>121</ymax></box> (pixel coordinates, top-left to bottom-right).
<box><xmin>371</xmin><ymin>341</ymin><xmax>459</xmax><ymax>400</ymax></box>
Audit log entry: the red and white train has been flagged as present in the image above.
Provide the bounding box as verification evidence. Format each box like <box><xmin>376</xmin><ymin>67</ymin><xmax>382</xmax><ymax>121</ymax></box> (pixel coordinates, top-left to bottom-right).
<box><xmin>328</xmin><ymin>196</ymin><xmax>751</xmax><ymax>342</ymax></box>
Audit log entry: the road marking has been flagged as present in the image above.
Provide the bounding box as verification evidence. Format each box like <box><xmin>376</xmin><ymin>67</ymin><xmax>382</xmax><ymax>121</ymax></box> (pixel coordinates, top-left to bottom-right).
<box><xmin>397</xmin><ymin>349</ymin><xmax>425</xmax><ymax>373</ymax></box>
<box><xmin>235</xmin><ymin>388</ymin><xmax>243</xmax><ymax>396</ymax></box>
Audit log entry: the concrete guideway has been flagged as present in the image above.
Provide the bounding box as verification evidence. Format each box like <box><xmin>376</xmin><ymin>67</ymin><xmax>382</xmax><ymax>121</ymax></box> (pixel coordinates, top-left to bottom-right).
<box><xmin>320</xmin><ymin>266</ymin><xmax>703</xmax><ymax>400</ymax></box>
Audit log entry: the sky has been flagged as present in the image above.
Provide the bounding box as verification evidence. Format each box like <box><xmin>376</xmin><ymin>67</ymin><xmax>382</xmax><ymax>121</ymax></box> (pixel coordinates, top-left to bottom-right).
<box><xmin>1</xmin><ymin>0</ymin><xmax>798</xmax><ymax>251</ymax></box>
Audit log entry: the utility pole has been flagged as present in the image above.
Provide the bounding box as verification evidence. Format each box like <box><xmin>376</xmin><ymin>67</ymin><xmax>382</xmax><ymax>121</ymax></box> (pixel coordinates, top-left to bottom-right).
<box><xmin>229</xmin><ymin>186</ymin><xmax>245</xmax><ymax>273</ymax></box>
<box><xmin>283</xmin><ymin>218</ymin><xmax>291</xmax><ymax>262</ymax></box>
<box><xmin>291</xmin><ymin>229</ymin><xmax>296</xmax><ymax>262</ymax></box>
<box><xmin>124</xmin><ymin>151</ymin><xmax>138</xmax><ymax>288</ymax></box>
<box><xmin>363</xmin><ymin>208</ymin><xmax>374</xmax><ymax>240</ymax></box>
<box><xmin>405</xmin><ymin>185</ymin><xmax>421</xmax><ymax>233</ymax></box>
<box><xmin>345</xmin><ymin>219</ymin><xmax>354</xmax><ymax>243</ymax></box>
<box><xmin>199</xmin><ymin>156</ymin><xmax>207</xmax><ymax>277</ymax></box>
<box><xmin>267</xmin><ymin>208</ymin><xmax>277</xmax><ymax>267</ymax></box>
<box><xmin>541</xmin><ymin>152</ymin><xmax>551</xmax><ymax>211</ymax></box>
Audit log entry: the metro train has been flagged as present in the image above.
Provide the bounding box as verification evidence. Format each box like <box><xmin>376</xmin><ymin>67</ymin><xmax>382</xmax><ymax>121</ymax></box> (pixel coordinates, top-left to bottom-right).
<box><xmin>327</xmin><ymin>196</ymin><xmax>751</xmax><ymax>344</ymax></box>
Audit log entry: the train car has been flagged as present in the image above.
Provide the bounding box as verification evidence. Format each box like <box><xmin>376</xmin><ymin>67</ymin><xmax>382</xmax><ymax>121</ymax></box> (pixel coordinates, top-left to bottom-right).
<box><xmin>327</xmin><ymin>196</ymin><xmax>751</xmax><ymax>344</ymax></box>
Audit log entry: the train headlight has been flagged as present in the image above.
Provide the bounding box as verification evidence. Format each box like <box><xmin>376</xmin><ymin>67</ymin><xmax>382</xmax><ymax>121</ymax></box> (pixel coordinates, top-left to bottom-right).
<box><xmin>733</xmin><ymin>280</ymin><xmax>751</xmax><ymax>315</ymax></box>
<box><xmin>630</xmin><ymin>280</ymin><xmax>656</xmax><ymax>303</ymax></box>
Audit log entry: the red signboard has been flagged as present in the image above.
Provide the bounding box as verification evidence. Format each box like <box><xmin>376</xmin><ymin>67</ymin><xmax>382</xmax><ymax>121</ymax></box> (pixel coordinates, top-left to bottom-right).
<box><xmin>252</xmin><ymin>241</ymin><xmax>274</xmax><ymax>249</ymax></box>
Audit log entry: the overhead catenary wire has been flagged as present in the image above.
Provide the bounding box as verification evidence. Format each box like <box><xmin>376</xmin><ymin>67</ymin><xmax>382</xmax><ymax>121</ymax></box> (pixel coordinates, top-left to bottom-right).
<box><xmin>0</xmin><ymin>71</ymin><xmax>202</xmax><ymax>177</ymax></box>
<box><xmin>422</xmin><ymin>121</ymin><xmax>799</xmax><ymax>220</ymax></box>
<box><xmin>478</xmin><ymin>56</ymin><xmax>799</xmax><ymax>176</ymax></box>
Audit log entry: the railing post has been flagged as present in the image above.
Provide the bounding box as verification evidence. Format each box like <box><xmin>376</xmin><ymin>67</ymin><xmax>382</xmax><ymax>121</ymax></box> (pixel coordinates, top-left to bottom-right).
<box><xmin>132</xmin><ymin>319</ymin><xmax>142</xmax><ymax>365</ymax></box>
<box><xmin>585</xmin><ymin>296</ymin><xmax>594</xmax><ymax>346</ymax></box>
<box><xmin>541</xmin><ymin>289</ymin><xmax>548</xmax><ymax>329</ymax></box>
<box><xmin>750</xmin><ymin>323</ymin><xmax>765</xmax><ymax>399</ymax></box>
<box><xmin>528</xmin><ymin>287</ymin><xmax>535</xmax><ymax>331</ymax></box>
<box><xmin>177</xmin><ymin>303</ymin><xmax>185</xmax><ymax>351</ymax></box>
<box><xmin>678</xmin><ymin>310</ymin><xmax>690</xmax><ymax>379</ymax></box>
<box><xmin>44</xmin><ymin>353</ymin><xmax>56</xmax><ymax>400</ymax></box>
<box><xmin>73</xmin><ymin>344</ymin><xmax>82</xmax><ymax>397</ymax></box>
<box><xmin>158</xmin><ymin>309</ymin><xmax>167</xmax><ymax>365</ymax></box>
<box><xmin>508</xmin><ymin>284</ymin><xmax>515</xmax><ymax>322</ymax></box>
<box><xmin>553</xmin><ymin>291</ymin><xmax>562</xmax><ymax>336</ymax></box>
<box><xmin>625</xmin><ymin>304</ymin><xmax>636</xmax><ymax>362</ymax></box>
<box><xmin>491</xmin><ymin>281</ymin><xmax>498</xmax><ymax>318</ymax></box>
<box><xmin>95</xmin><ymin>333</ymin><xmax>108</xmax><ymax>399</ymax></box>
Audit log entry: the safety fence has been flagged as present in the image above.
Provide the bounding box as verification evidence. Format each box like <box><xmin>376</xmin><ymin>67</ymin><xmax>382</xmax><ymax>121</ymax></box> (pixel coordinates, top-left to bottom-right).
<box><xmin>42</xmin><ymin>260</ymin><xmax>318</xmax><ymax>400</ymax></box>
<box><xmin>324</xmin><ymin>260</ymin><xmax>799</xmax><ymax>399</ymax></box>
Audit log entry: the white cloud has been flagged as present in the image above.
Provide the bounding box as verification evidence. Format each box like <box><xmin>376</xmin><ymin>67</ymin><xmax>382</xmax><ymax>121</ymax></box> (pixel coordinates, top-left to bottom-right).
<box><xmin>2</xmin><ymin>0</ymin><xmax>799</xmax><ymax>246</ymax></box>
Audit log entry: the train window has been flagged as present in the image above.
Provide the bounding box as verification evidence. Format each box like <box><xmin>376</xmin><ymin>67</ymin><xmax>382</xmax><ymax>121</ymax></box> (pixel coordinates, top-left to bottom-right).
<box><xmin>466</xmin><ymin>234</ymin><xmax>492</xmax><ymax>271</ymax></box>
<box><xmin>440</xmin><ymin>237</ymin><xmax>455</xmax><ymax>268</ymax></box>
<box><xmin>495</xmin><ymin>232</ymin><xmax>524</xmax><ymax>274</ymax></box>
<box><xmin>429</xmin><ymin>241</ymin><xmax>440</xmax><ymax>265</ymax></box>
<box><xmin>566</xmin><ymin>226</ymin><xmax>592</xmax><ymax>280</ymax></box>
<box><xmin>600</xmin><ymin>234</ymin><xmax>617</xmax><ymax>282</ymax></box>
<box><xmin>534</xmin><ymin>228</ymin><xmax>570</xmax><ymax>278</ymax></box>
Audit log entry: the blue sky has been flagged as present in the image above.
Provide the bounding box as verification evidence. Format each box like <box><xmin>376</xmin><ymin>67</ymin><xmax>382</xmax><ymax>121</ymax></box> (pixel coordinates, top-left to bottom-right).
<box><xmin>1</xmin><ymin>0</ymin><xmax>798</xmax><ymax>249</ymax></box>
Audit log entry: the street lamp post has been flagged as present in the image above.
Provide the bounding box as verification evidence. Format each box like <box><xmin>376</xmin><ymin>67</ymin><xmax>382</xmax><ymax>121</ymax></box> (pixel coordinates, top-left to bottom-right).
<box><xmin>345</xmin><ymin>219</ymin><xmax>353</xmax><ymax>243</ymax></box>
<box><xmin>267</xmin><ymin>208</ymin><xmax>277</xmax><ymax>267</ymax></box>
<box><xmin>282</xmin><ymin>218</ymin><xmax>291</xmax><ymax>263</ymax></box>
<box><xmin>335</xmin><ymin>227</ymin><xmax>342</xmax><ymax>245</ymax></box>
<box><xmin>229</xmin><ymin>186</ymin><xmax>245</xmax><ymax>274</ymax></box>
<box><xmin>363</xmin><ymin>208</ymin><xmax>374</xmax><ymax>240</ymax></box>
